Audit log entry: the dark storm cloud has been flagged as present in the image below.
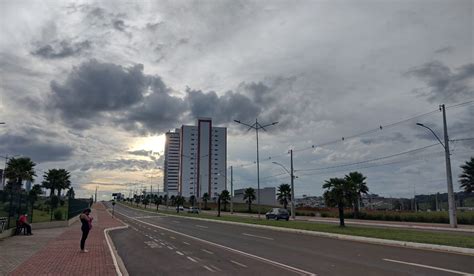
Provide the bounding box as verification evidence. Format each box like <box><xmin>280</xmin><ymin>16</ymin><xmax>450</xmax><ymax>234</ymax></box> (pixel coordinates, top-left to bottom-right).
<box><xmin>50</xmin><ymin>59</ymin><xmax>146</xmax><ymax>125</ymax></box>
<box><xmin>32</xmin><ymin>40</ymin><xmax>91</xmax><ymax>59</ymax></box>
<box><xmin>405</xmin><ymin>61</ymin><xmax>474</xmax><ymax>103</ymax></box>
<box><xmin>185</xmin><ymin>89</ymin><xmax>261</xmax><ymax>125</ymax></box>
<box><xmin>49</xmin><ymin>60</ymin><xmax>292</xmax><ymax>134</ymax></box>
<box><xmin>113</xmin><ymin>19</ymin><xmax>126</xmax><ymax>31</ymax></box>
<box><xmin>0</xmin><ymin>132</ymin><xmax>73</xmax><ymax>163</ymax></box>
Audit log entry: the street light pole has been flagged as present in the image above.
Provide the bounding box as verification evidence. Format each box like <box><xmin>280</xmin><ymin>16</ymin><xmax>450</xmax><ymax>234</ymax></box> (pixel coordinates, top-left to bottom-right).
<box><xmin>290</xmin><ymin>149</ymin><xmax>295</xmax><ymax>220</ymax></box>
<box><xmin>235</xmin><ymin>119</ymin><xmax>278</xmax><ymax>219</ymax></box>
<box><xmin>230</xmin><ymin>166</ymin><xmax>233</xmax><ymax>214</ymax></box>
<box><xmin>272</xmin><ymin>153</ymin><xmax>296</xmax><ymax>220</ymax></box>
<box><xmin>416</xmin><ymin>104</ymin><xmax>457</xmax><ymax>228</ymax></box>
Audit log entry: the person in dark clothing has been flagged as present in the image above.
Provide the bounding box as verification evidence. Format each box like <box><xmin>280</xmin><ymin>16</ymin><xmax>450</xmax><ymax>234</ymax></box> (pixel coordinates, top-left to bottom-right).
<box><xmin>19</xmin><ymin>213</ymin><xmax>32</xmax><ymax>235</ymax></box>
<box><xmin>79</xmin><ymin>208</ymin><xmax>93</xmax><ymax>253</ymax></box>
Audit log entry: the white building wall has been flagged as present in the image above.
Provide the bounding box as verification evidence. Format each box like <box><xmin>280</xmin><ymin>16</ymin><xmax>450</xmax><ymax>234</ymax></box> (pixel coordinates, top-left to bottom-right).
<box><xmin>164</xmin><ymin>129</ymin><xmax>180</xmax><ymax>196</ymax></box>
<box><xmin>179</xmin><ymin>118</ymin><xmax>227</xmax><ymax>198</ymax></box>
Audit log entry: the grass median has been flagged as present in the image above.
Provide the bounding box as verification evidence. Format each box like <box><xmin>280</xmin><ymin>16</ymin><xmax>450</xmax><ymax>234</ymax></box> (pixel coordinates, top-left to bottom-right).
<box><xmin>119</xmin><ymin>202</ymin><xmax>474</xmax><ymax>249</ymax></box>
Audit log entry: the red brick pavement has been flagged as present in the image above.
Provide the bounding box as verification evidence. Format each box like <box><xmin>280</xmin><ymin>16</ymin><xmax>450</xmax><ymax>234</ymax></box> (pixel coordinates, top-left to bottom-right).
<box><xmin>10</xmin><ymin>203</ymin><xmax>124</xmax><ymax>276</ymax></box>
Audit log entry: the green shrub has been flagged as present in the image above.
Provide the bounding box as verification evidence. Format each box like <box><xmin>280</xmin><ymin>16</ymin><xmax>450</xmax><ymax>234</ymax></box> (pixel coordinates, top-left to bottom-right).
<box><xmin>54</xmin><ymin>210</ymin><xmax>63</xmax><ymax>220</ymax></box>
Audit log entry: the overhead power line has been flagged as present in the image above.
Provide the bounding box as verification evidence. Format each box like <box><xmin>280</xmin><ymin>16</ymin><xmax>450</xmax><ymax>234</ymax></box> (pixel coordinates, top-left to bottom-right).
<box><xmin>296</xmin><ymin>143</ymin><xmax>439</xmax><ymax>172</ymax></box>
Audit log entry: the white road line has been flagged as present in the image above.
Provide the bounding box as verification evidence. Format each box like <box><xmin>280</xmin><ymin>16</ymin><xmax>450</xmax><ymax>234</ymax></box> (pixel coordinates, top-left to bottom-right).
<box><xmin>160</xmin><ymin>242</ymin><xmax>165</xmax><ymax>246</ymax></box>
<box><xmin>382</xmin><ymin>259</ymin><xmax>470</xmax><ymax>275</ymax></box>
<box><xmin>242</xmin><ymin>233</ymin><xmax>274</xmax><ymax>240</ymax></box>
<box><xmin>231</xmin><ymin>260</ymin><xmax>248</xmax><ymax>268</ymax></box>
<box><xmin>196</xmin><ymin>225</ymin><xmax>208</xmax><ymax>228</ymax></box>
<box><xmin>210</xmin><ymin>265</ymin><xmax>222</xmax><ymax>272</ymax></box>
<box><xmin>187</xmin><ymin>256</ymin><xmax>198</xmax><ymax>263</ymax></box>
<box><xmin>170</xmin><ymin>236</ymin><xmax>176</xmax><ymax>239</ymax></box>
<box><xmin>203</xmin><ymin>265</ymin><xmax>215</xmax><ymax>272</ymax></box>
<box><xmin>201</xmin><ymin>249</ymin><xmax>214</xmax><ymax>254</ymax></box>
<box><xmin>183</xmin><ymin>241</ymin><xmax>191</xmax><ymax>245</ymax></box>
<box><xmin>176</xmin><ymin>251</ymin><xmax>184</xmax><ymax>256</ymax></box>
<box><xmin>116</xmin><ymin>210</ymin><xmax>315</xmax><ymax>276</ymax></box>
<box><xmin>167</xmin><ymin>246</ymin><xmax>174</xmax><ymax>250</ymax></box>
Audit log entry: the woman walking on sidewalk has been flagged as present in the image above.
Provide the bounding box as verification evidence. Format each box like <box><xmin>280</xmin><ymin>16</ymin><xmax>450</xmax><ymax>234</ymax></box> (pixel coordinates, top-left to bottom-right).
<box><xmin>79</xmin><ymin>208</ymin><xmax>93</xmax><ymax>253</ymax></box>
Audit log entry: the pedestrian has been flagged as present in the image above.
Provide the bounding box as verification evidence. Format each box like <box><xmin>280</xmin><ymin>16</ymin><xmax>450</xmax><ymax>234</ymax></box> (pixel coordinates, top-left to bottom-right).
<box><xmin>18</xmin><ymin>213</ymin><xmax>32</xmax><ymax>235</ymax></box>
<box><xmin>79</xmin><ymin>208</ymin><xmax>93</xmax><ymax>253</ymax></box>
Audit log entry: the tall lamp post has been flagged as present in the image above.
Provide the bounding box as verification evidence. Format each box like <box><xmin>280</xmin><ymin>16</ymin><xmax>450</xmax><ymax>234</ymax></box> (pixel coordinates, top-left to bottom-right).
<box><xmin>234</xmin><ymin>119</ymin><xmax>278</xmax><ymax>219</ymax></box>
<box><xmin>416</xmin><ymin>104</ymin><xmax>457</xmax><ymax>228</ymax></box>
<box><xmin>272</xmin><ymin>156</ymin><xmax>296</xmax><ymax>220</ymax></box>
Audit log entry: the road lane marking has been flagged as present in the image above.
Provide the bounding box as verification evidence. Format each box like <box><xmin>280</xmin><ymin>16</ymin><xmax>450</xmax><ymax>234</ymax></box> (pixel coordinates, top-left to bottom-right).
<box><xmin>210</xmin><ymin>265</ymin><xmax>222</xmax><ymax>272</ymax></box>
<box><xmin>242</xmin><ymin>233</ymin><xmax>274</xmax><ymax>240</ymax></box>
<box><xmin>183</xmin><ymin>241</ymin><xmax>191</xmax><ymax>245</ymax></box>
<box><xmin>196</xmin><ymin>225</ymin><xmax>209</xmax><ymax>229</ymax></box>
<box><xmin>203</xmin><ymin>265</ymin><xmax>215</xmax><ymax>272</ymax></box>
<box><xmin>187</xmin><ymin>256</ymin><xmax>198</xmax><ymax>263</ymax></box>
<box><xmin>231</xmin><ymin>260</ymin><xmax>248</xmax><ymax>268</ymax></box>
<box><xmin>170</xmin><ymin>236</ymin><xmax>176</xmax><ymax>239</ymax></box>
<box><xmin>176</xmin><ymin>251</ymin><xmax>184</xmax><ymax>256</ymax></box>
<box><xmin>382</xmin><ymin>259</ymin><xmax>470</xmax><ymax>275</ymax></box>
<box><xmin>167</xmin><ymin>246</ymin><xmax>174</xmax><ymax>250</ymax></box>
<box><xmin>116</xmin><ymin>210</ymin><xmax>316</xmax><ymax>275</ymax></box>
<box><xmin>201</xmin><ymin>249</ymin><xmax>214</xmax><ymax>254</ymax></box>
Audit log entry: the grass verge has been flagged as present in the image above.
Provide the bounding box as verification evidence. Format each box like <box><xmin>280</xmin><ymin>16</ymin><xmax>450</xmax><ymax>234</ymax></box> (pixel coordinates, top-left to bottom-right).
<box><xmin>119</xmin><ymin>202</ymin><xmax>474</xmax><ymax>249</ymax></box>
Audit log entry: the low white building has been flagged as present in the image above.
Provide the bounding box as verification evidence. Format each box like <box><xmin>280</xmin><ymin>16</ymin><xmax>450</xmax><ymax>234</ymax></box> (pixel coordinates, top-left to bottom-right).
<box><xmin>233</xmin><ymin>187</ymin><xmax>276</xmax><ymax>206</ymax></box>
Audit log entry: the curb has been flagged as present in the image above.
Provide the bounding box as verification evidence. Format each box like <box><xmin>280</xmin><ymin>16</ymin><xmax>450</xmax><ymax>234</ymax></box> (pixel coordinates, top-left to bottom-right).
<box><xmin>118</xmin><ymin>203</ymin><xmax>474</xmax><ymax>256</ymax></box>
<box><xmin>104</xmin><ymin>206</ymin><xmax>130</xmax><ymax>276</ymax></box>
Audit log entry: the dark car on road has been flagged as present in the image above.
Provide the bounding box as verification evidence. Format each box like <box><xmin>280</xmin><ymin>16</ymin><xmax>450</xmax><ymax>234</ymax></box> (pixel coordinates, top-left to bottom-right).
<box><xmin>265</xmin><ymin>208</ymin><xmax>290</xmax><ymax>221</ymax></box>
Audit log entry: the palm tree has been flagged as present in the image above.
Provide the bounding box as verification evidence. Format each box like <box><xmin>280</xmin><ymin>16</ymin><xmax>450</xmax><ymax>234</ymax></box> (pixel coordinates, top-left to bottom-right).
<box><xmin>154</xmin><ymin>196</ymin><xmax>163</xmax><ymax>211</ymax></box>
<box><xmin>42</xmin><ymin>169</ymin><xmax>71</xmax><ymax>198</ymax></box>
<box><xmin>28</xmin><ymin>184</ymin><xmax>43</xmax><ymax>222</ymax></box>
<box><xmin>459</xmin><ymin>157</ymin><xmax>474</xmax><ymax>193</ymax></box>
<box><xmin>220</xmin><ymin>190</ymin><xmax>230</xmax><ymax>211</ymax></box>
<box><xmin>277</xmin><ymin>184</ymin><xmax>291</xmax><ymax>210</ymax></box>
<box><xmin>323</xmin><ymin>177</ymin><xmax>357</xmax><ymax>227</ymax></box>
<box><xmin>175</xmin><ymin>196</ymin><xmax>185</xmax><ymax>213</ymax></box>
<box><xmin>134</xmin><ymin>195</ymin><xmax>140</xmax><ymax>206</ymax></box>
<box><xmin>189</xmin><ymin>195</ymin><xmax>196</xmax><ymax>207</ymax></box>
<box><xmin>243</xmin><ymin>187</ymin><xmax>256</xmax><ymax>213</ymax></box>
<box><xmin>4</xmin><ymin>157</ymin><xmax>36</xmax><ymax>192</ymax></box>
<box><xmin>345</xmin><ymin>171</ymin><xmax>368</xmax><ymax>219</ymax></box>
<box><xmin>202</xmin><ymin>193</ymin><xmax>210</xmax><ymax>209</ymax></box>
<box><xmin>66</xmin><ymin>187</ymin><xmax>75</xmax><ymax>199</ymax></box>
<box><xmin>56</xmin><ymin>169</ymin><xmax>71</xmax><ymax>198</ymax></box>
<box><xmin>170</xmin><ymin>195</ymin><xmax>176</xmax><ymax>206</ymax></box>
<box><xmin>142</xmin><ymin>197</ymin><xmax>149</xmax><ymax>209</ymax></box>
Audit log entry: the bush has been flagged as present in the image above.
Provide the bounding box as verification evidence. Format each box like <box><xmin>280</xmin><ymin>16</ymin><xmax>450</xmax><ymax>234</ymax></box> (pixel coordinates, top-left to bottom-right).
<box><xmin>54</xmin><ymin>210</ymin><xmax>63</xmax><ymax>220</ymax></box>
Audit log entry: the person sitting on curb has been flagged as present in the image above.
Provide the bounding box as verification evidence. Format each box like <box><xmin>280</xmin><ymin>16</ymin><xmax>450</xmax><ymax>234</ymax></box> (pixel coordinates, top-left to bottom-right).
<box><xmin>79</xmin><ymin>208</ymin><xmax>93</xmax><ymax>253</ymax></box>
<box><xmin>18</xmin><ymin>213</ymin><xmax>33</xmax><ymax>235</ymax></box>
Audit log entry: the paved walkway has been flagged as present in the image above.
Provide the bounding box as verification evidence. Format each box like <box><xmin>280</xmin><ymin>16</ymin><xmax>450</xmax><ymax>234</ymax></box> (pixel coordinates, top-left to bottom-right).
<box><xmin>4</xmin><ymin>203</ymin><xmax>124</xmax><ymax>276</ymax></box>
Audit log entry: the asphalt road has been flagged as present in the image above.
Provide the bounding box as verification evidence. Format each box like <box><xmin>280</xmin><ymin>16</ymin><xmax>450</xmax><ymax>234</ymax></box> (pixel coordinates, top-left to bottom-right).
<box><xmin>107</xmin><ymin>203</ymin><xmax>474</xmax><ymax>276</ymax></box>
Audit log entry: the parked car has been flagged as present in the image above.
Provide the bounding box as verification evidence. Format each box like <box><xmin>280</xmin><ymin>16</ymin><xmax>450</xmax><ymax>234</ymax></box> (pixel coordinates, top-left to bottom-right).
<box><xmin>176</xmin><ymin>206</ymin><xmax>185</xmax><ymax>211</ymax></box>
<box><xmin>265</xmin><ymin>208</ymin><xmax>290</xmax><ymax>221</ymax></box>
<box><xmin>187</xmin><ymin>207</ymin><xmax>200</xmax><ymax>214</ymax></box>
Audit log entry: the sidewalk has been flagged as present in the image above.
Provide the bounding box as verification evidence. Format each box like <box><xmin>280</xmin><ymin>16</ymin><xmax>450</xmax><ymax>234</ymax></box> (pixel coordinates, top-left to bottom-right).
<box><xmin>3</xmin><ymin>203</ymin><xmax>124</xmax><ymax>276</ymax></box>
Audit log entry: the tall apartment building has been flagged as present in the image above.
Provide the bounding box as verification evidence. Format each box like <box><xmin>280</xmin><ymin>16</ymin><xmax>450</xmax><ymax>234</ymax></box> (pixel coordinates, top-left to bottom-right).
<box><xmin>178</xmin><ymin>118</ymin><xmax>227</xmax><ymax>198</ymax></box>
<box><xmin>164</xmin><ymin>129</ymin><xmax>180</xmax><ymax>196</ymax></box>
<box><xmin>163</xmin><ymin>118</ymin><xmax>227</xmax><ymax>199</ymax></box>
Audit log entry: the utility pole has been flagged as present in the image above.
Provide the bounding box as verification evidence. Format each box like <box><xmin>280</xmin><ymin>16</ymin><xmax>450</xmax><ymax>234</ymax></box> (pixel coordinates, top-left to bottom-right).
<box><xmin>416</xmin><ymin>104</ymin><xmax>457</xmax><ymax>228</ymax></box>
<box><xmin>441</xmin><ymin>104</ymin><xmax>457</xmax><ymax>228</ymax></box>
<box><xmin>290</xmin><ymin>149</ymin><xmax>295</xmax><ymax>220</ymax></box>
<box><xmin>230</xmin><ymin>166</ymin><xmax>233</xmax><ymax>214</ymax></box>
<box><xmin>1</xmin><ymin>155</ymin><xmax>8</xmax><ymax>190</ymax></box>
<box><xmin>95</xmin><ymin>186</ymin><xmax>98</xmax><ymax>203</ymax></box>
<box><xmin>234</xmin><ymin>119</ymin><xmax>278</xmax><ymax>219</ymax></box>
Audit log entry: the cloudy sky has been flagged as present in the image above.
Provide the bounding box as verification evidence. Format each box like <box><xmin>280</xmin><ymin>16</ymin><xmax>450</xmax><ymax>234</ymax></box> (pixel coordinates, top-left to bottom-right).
<box><xmin>0</xmin><ymin>0</ymin><xmax>473</xmax><ymax>200</ymax></box>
